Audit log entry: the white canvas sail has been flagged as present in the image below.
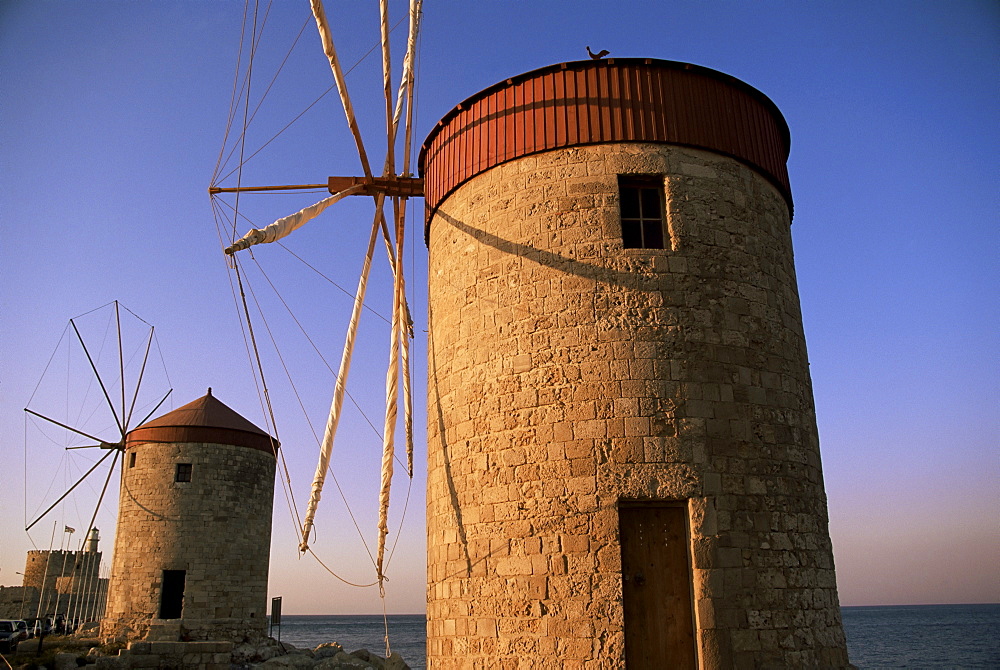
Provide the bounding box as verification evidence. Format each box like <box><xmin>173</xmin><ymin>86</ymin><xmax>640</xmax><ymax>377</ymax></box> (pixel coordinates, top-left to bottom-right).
<box><xmin>224</xmin><ymin>184</ymin><xmax>365</xmax><ymax>255</ymax></box>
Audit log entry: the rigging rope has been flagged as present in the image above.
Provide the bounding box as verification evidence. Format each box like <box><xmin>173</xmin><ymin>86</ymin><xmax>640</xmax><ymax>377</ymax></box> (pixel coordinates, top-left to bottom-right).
<box><xmin>230</xmin><ymin>0</ymin><xmax>262</xmax><ymax>242</ymax></box>
<box><xmin>212</xmin><ymin>196</ymin><xmax>306</xmax><ymax>554</ymax></box>
<box><xmin>211</xmin><ymin>0</ymin><xmax>252</xmax><ymax>186</ymax></box>
<box><xmin>233</xmin><ymin>255</ymin><xmax>306</xmax><ymax>538</ymax></box>
<box><xmin>277</xmin><ymin>242</ymin><xmax>391</xmax><ymax>324</ymax></box>
<box><xmin>250</xmin><ymin>256</ymin><xmax>389</xmax><ymax>443</ymax></box>
<box><xmin>307</xmin><ymin>548</ymin><xmax>378</xmax><ymax>588</ymax></box>
<box><xmin>215</xmin><ymin>199</ymin><xmax>412</xmax><ymax>591</ymax></box>
<box><xmin>212</xmin><ymin>15</ymin><xmax>406</xmax><ymax>188</ymax></box>
<box><xmin>214</xmin><ymin>13</ymin><xmax>311</xmax><ymax>187</ymax></box>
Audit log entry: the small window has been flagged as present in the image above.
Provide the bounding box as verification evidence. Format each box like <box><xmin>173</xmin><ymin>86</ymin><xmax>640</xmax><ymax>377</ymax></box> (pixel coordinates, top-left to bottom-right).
<box><xmin>619</xmin><ymin>176</ymin><xmax>666</xmax><ymax>249</ymax></box>
<box><xmin>175</xmin><ymin>463</ymin><xmax>192</xmax><ymax>483</ymax></box>
<box><xmin>128</xmin><ymin>452</ymin><xmax>136</xmax><ymax>468</ymax></box>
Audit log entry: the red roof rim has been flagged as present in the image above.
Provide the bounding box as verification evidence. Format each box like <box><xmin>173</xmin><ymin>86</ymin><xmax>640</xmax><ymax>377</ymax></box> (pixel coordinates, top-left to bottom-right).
<box><xmin>418</xmin><ymin>58</ymin><xmax>791</xmax><ymax>173</ymax></box>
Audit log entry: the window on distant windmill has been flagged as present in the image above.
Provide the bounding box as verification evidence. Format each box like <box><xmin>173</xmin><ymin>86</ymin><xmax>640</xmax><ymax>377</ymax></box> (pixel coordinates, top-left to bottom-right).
<box><xmin>618</xmin><ymin>175</ymin><xmax>666</xmax><ymax>249</ymax></box>
<box><xmin>175</xmin><ymin>463</ymin><xmax>193</xmax><ymax>483</ymax></box>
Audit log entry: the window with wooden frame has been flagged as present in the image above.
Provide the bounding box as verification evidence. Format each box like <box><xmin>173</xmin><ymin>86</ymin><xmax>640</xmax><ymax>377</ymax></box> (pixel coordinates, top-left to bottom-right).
<box><xmin>618</xmin><ymin>175</ymin><xmax>666</xmax><ymax>249</ymax></box>
<box><xmin>175</xmin><ymin>463</ymin><xmax>192</xmax><ymax>483</ymax></box>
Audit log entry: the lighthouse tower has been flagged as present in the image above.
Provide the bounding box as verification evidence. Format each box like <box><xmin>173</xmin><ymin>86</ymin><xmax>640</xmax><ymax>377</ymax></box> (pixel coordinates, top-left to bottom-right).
<box><xmin>420</xmin><ymin>59</ymin><xmax>851</xmax><ymax>667</ymax></box>
<box><xmin>101</xmin><ymin>390</ymin><xmax>277</xmax><ymax>642</ymax></box>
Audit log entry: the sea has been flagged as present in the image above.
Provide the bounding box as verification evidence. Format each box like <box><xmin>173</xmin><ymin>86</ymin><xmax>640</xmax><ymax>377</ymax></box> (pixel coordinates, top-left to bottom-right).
<box><xmin>274</xmin><ymin>604</ymin><xmax>999</xmax><ymax>669</ymax></box>
<box><xmin>841</xmin><ymin>604</ymin><xmax>999</xmax><ymax>668</ymax></box>
<box><xmin>275</xmin><ymin>614</ymin><xmax>426</xmax><ymax>669</ymax></box>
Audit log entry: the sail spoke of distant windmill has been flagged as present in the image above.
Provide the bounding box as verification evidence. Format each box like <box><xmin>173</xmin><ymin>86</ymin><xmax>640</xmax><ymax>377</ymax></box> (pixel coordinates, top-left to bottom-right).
<box><xmin>123</xmin><ymin>317</ymin><xmax>156</xmax><ymax>431</ymax></box>
<box><xmin>25</xmin><ymin>447</ymin><xmax>118</xmax><ymax>532</ymax></box>
<box><xmin>116</xmin><ymin>302</ymin><xmax>127</xmax><ymax>430</ymax></box>
<box><xmin>24</xmin><ymin>408</ymin><xmax>118</xmax><ymax>449</ymax></box>
<box><xmin>24</xmin><ymin>301</ymin><xmax>172</xmax><ymax>546</ymax></box>
<box><xmin>70</xmin><ymin>316</ymin><xmax>125</xmax><ymax>437</ymax></box>
<box><xmin>132</xmin><ymin>388</ymin><xmax>174</xmax><ymax>433</ymax></box>
<box><xmin>80</xmin><ymin>449</ymin><xmax>121</xmax><ymax>548</ymax></box>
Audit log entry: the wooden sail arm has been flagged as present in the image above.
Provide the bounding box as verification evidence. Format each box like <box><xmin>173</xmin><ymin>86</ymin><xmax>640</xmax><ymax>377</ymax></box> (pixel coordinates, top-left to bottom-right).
<box><xmin>209</xmin><ymin>177</ymin><xmax>423</xmax><ymax>198</ymax></box>
<box><xmin>209</xmin><ymin>183</ymin><xmax>330</xmax><ymax>194</ymax></box>
<box><xmin>327</xmin><ymin>176</ymin><xmax>424</xmax><ymax>198</ymax></box>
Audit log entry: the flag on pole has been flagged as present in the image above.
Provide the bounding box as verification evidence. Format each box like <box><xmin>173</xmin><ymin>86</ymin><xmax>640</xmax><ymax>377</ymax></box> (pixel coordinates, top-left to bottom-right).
<box><xmin>64</xmin><ymin>526</ymin><xmax>75</xmax><ymax>533</ymax></box>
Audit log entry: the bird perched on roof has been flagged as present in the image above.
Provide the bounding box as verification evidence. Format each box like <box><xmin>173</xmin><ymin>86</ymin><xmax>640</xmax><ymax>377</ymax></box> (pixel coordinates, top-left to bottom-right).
<box><xmin>587</xmin><ymin>46</ymin><xmax>610</xmax><ymax>60</ymax></box>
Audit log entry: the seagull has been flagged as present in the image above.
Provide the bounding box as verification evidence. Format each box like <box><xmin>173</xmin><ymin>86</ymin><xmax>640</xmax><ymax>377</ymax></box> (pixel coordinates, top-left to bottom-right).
<box><xmin>587</xmin><ymin>46</ymin><xmax>610</xmax><ymax>60</ymax></box>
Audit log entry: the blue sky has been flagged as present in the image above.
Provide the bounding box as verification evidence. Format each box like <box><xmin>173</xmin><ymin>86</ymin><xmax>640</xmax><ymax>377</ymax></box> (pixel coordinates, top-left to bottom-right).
<box><xmin>1</xmin><ymin>1</ymin><xmax>996</xmax><ymax>615</ymax></box>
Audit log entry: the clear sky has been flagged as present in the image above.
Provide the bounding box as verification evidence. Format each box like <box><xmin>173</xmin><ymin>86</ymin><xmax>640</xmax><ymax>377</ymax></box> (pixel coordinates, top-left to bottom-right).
<box><xmin>1</xmin><ymin>1</ymin><xmax>997</xmax><ymax>615</ymax></box>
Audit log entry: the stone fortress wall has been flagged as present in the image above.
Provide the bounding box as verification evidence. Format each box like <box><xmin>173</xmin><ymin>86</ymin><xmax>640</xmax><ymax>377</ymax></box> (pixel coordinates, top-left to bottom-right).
<box><xmin>425</xmin><ymin>135</ymin><xmax>850</xmax><ymax>667</ymax></box>
<box><xmin>24</xmin><ymin>550</ymin><xmax>75</xmax><ymax>591</ymax></box>
<box><xmin>13</xmin><ymin>548</ymin><xmax>107</xmax><ymax>624</ymax></box>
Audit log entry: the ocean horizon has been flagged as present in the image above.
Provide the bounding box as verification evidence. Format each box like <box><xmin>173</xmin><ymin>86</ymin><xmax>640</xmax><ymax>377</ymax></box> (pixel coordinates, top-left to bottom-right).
<box><xmin>272</xmin><ymin>603</ymin><xmax>999</xmax><ymax>669</ymax></box>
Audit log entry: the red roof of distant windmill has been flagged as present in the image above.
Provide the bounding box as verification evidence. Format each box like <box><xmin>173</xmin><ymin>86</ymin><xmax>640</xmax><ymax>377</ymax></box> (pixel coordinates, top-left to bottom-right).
<box><xmin>126</xmin><ymin>388</ymin><xmax>277</xmax><ymax>454</ymax></box>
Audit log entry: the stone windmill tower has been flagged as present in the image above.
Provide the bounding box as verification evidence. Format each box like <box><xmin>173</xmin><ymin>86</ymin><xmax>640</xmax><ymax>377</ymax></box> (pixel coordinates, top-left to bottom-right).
<box><xmin>420</xmin><ymin>59</ymin><xmax>851</xmax><ymax>667</ymax></box>
<box><xmin>101</xmin><ymin>389</ymin><xmax>277</xmax><ymax>642</ymax></box>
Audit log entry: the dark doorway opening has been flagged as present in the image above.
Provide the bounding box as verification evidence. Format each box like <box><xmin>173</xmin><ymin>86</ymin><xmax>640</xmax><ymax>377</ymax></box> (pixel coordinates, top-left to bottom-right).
<box><xmin>620</xmin><ymin>501</ymin><xmax>697</xmax><ymax>668</ymax></box>
<box><xmin>159</xmin><ymin>569</ymin><xmax>185</xmax><ymax>619</ymax></box>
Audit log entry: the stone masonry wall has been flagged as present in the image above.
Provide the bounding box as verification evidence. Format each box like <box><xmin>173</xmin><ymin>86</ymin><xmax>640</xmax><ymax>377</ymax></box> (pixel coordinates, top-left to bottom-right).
<box><xmin>102</xmin><ymin>441</ymin><xmax>275</xmax><ymax>642</ymax></box>
<box><xmin>426</xmin><ymin>143</ymin><xmax>850</xmax><ymax>668</ymax></box>
<box><xmin>0</xmin><ymin>586</ymin><xmax>36</xmax><ymax>620</ymax></box>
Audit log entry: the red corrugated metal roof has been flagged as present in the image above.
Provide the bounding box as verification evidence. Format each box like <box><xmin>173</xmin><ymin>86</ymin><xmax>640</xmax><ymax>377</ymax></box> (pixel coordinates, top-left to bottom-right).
<box><xmin>419</xmin><ymin>58</ymin><xmax>792</xmax><ymax>239</ymax></box>
<box><xmin>126</xmin><ymin>389</ymin><xmax>277</xmax><ymax>454</ymax></box>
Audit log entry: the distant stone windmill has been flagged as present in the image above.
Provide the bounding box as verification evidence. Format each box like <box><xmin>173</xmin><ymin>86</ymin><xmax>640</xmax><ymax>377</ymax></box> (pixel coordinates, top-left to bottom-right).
<box><xmin>101</xmin><ymin>389</ymin><xmax>278</xmax><ymax>642</ymax></box>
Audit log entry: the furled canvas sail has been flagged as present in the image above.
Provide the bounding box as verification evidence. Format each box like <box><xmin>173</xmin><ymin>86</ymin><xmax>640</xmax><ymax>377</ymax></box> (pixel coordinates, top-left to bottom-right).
<box><xmin>224</xmin><ymin>184</ymin><xmax>365</xmax><ymax>255</ymax></box>
<box><xmin>298</xmin><ymin>1</ymin><xmax>421</xmax><ymax>580</ymax></box>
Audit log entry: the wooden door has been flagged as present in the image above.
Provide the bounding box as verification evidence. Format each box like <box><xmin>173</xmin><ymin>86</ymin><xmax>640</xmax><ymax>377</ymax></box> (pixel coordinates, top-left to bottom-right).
<box><xmin>620</xmin><ymin>503</ymin><xmax>697</xmax><ymax>668</ymax></box>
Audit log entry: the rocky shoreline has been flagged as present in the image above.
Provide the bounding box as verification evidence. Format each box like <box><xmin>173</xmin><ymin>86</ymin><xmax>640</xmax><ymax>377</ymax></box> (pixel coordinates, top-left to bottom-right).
<box><xmin>234</xmin><ymin>638</ymin><xmax>410</xmax><ymax>669</ymax></box>
<box><xmin>6</xmin><ymin>635</ymin><xmax>411</xmax><ymax>669</ymax></box>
